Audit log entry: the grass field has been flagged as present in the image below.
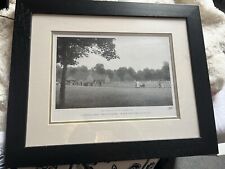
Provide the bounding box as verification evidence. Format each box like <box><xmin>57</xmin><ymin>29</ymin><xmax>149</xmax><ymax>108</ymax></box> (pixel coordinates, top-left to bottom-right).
<box><xmin>56</xmin><ymin>85</ymin><xmax>173</xmax><ymax>109</ymax></box>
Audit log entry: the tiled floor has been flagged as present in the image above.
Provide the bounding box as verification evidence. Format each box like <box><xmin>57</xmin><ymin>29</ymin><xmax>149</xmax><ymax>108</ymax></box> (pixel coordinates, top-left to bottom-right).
<box><xmin>173</xmin><ymin>156</ymin><xmax>225</xmax><ymax>169</ymax></box>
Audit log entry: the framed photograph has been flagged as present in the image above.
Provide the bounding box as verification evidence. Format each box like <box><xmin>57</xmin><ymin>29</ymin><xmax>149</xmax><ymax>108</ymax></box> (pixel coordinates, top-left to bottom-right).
<box><xmin>5</xmin><ymin>0</ymin><xmax>218</xmax><ymax>167</ymax></box>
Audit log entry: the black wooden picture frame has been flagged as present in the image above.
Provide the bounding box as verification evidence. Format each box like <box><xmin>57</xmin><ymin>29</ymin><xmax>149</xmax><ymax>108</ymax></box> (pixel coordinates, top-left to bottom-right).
<box><xmin>0</xmin><ymin>0</ymin><xmax>9</xmax><ymax>9</ymax></box>
<box><xmin>5</xmin><ymin>0</ymin><xmax>218</xmax><ymax>168</ymax></box>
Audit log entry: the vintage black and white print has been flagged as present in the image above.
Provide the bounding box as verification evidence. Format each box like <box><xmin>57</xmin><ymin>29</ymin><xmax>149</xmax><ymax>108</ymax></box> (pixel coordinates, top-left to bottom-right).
<box><xmin>51</xmin><ymin>33</ymin><xmax>179</xmax><ymax>123</ymax></box>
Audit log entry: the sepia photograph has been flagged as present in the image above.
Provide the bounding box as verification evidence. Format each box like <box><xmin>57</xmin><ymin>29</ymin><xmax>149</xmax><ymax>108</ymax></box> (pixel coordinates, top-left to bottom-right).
<box><xmin>55</xmin><ymin>34</ymin><xmax>175</xmax><ymax>109</ymax></box>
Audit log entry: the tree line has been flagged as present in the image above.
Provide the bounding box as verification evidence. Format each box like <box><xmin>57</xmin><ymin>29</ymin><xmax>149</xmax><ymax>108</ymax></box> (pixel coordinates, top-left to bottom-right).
<box><xmin>56</xmin><ymin>62</ymin><xmax>170</xmax><ymax>82</ymax></box>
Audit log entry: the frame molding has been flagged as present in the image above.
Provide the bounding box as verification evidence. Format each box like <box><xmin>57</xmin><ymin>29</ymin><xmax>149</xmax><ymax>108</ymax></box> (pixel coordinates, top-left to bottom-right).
<box><xmin>5</xmin><ymin>0</ymin><xmax>218</xmax><ymax>167</ymax></box>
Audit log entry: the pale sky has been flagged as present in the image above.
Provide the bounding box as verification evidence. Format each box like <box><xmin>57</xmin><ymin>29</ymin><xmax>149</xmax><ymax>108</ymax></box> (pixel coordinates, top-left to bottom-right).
<box><xmin>75</xmin><ymin>35</ymin><xmax>171</xmax><ymax>71</ymax></box>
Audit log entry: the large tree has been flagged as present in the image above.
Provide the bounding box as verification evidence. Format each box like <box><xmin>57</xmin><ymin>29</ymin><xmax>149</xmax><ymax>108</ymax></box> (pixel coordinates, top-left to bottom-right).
<box><xmin>161</xmin><ymin>62</ymin><xmax>170</xmax><ymax>80</ymax></box>
<box><xmin>57</xmin><ymin>37</ymin><xmax>118</xmax><ymax>108</ymax></box>
<box><xmin>94</xmin><ymin>63</ymin><xmax>105</xmax><ymax>74</ymax></box>
<box><xmin>116</xmin><ymin>67</ymin><xmax>128</xmax><ymax>81</ymax></box>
